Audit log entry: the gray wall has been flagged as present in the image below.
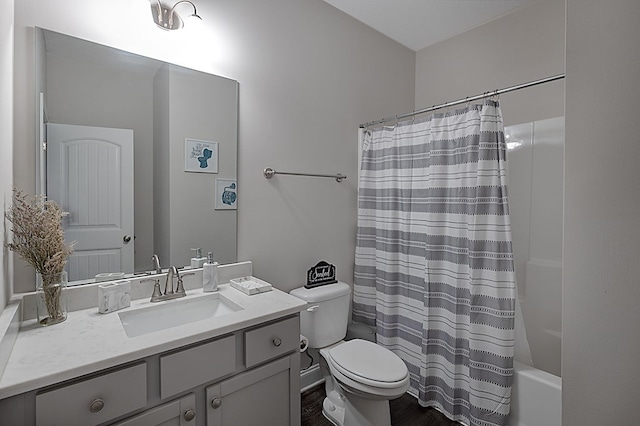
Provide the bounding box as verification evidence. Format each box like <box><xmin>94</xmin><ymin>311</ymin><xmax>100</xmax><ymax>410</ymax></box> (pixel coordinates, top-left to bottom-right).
<box><xmin>166</xmin><ymin>65</ymin><xmax>238</xmax><ymax>267</ymax></box>
<box><xmin>153</xmin><ymin>66</ymin><xmax>171</xmax><ymax>267</ymax></box>
<box><xmin>0</xmin><ymin>0</ymin><xmax>13</xmax><ymax>308</ymax></box>
<box><xmin>152</xmin><ymin>64</ymin><xmax>238</xmax><ymax>269</ymax></box>
<box><xmin>564</xmin><ymin>1</ymin><xmax>640</xmax><ymax>423</ymax></box>
<box><xmin>415</xmin><ymin>0</ymin><xmax>565</xmax><ymax>127</ymax></box>
<box><xmin>228</xmin><ymin>0</ymin><xmax>415</xmax><ymax>290</ymax></box>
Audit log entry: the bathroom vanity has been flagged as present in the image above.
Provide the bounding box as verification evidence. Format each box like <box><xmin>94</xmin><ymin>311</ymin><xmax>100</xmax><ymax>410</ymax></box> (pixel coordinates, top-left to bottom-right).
<box><xmin>0</xmin><ymin>263</ymin><xmax>306</xmax><ymax>425</ymax></box>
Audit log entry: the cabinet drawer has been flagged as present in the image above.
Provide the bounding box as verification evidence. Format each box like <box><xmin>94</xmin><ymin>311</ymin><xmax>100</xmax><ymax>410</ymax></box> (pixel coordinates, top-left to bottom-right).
<box><xmin>36</xmin><ymin>363</ymin><xmax>147</xmax><ymax>426</ymax></box>
<box><xmin>160</xmin><ymin>334</ymin><xmax>236</xmax><ymax>399</ymax></box>
<box><xmin>244</xmin><ymin>316</ymin><xmax>299</xmax><ymax>368</ymax></box>
<box><xmin>114</xmin><ymin>393</ymin><xmax>195</xmax><ymax>426</ymax></box>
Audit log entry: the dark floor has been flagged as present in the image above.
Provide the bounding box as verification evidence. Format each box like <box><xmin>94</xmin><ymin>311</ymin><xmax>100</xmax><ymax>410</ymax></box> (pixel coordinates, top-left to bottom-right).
<box><xmin>301</xmin><ymin>385</ymin><xmax>460</xmax><ymax>426</ymax></box>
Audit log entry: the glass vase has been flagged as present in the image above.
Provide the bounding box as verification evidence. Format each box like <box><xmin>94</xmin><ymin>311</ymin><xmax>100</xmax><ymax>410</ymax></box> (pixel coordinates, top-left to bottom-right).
<box><xmin>36</xmin><ymin>271</ymin><xmax>68</xmax><ymax>326</ymax></box>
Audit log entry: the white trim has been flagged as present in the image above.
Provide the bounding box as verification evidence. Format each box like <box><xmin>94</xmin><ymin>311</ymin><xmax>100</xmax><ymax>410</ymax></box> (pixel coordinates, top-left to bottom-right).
<box><xmin>300</xmin><ymin>363</ymin><xmax>324</xmax><ymax>393</ymax></box>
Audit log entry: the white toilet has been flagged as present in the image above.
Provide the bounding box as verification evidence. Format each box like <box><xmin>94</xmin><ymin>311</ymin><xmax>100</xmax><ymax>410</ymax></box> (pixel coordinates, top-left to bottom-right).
<box><xmin>290</xmin><ymin>282</ymin><xmax>410</xmax><ymax>426</ymax></box>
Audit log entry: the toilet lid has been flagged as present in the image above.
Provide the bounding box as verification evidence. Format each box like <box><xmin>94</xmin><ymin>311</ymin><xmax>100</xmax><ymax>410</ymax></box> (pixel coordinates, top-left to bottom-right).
<box><xmin>328</xmin><ymin>339</ymin><xmax>408</xmax><ymax>384</ymax></box>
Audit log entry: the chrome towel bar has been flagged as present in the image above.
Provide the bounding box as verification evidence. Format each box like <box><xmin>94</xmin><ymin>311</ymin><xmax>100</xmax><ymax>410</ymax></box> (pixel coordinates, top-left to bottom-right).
<box><xmin>263</xmin><ymin>167</ymin><xmax>346</xmax><ymax>183</ymax></box>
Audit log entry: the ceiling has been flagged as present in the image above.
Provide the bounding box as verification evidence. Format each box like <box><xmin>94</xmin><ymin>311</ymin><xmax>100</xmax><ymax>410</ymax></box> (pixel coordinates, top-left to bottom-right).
<box><xmin>324</xmin><ymin>0</ymin><xmax>532</xmax><ymax>51</ymax></box>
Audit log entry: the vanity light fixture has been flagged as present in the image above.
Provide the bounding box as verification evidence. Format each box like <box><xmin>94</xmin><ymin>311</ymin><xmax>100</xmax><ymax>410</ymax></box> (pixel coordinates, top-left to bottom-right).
<box><xmin>150</xmin><ymin>0</ymin><xmax>202</xmax><ymax>31</ymax></box>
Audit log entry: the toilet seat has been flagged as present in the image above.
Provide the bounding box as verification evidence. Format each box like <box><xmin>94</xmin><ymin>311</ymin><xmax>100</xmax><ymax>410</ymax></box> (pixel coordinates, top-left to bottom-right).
<box><xmin>327</xmin><ymin>340</ymin><xmax>408</xmax><ymax>388</ymax></box>
<box><xmin>321</xmin><ymin>340</ymin><xmax>410</xmax><ymax>400</ymax></box>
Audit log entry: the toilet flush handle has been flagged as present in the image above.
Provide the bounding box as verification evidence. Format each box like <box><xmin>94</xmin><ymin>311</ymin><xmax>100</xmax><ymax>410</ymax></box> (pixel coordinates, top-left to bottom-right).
<box><xmin>307</xmin><ymin>305</ymin><xmax>320</xmax><ymax>312</ymax></box>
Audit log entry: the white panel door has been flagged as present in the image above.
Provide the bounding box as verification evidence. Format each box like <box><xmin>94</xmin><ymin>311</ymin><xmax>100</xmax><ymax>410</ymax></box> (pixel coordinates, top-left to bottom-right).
<box><xmin>47</xmin><ymin>123</ymin><xmax>134</xmax><ymax>281</ymax></box>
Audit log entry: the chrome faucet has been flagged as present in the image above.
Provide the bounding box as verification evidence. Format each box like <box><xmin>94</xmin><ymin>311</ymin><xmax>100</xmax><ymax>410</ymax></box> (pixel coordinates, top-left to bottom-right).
<box><xmin>151</xmin><ymin>254</ymin><xmax>162</xmax><ymax>274</ymax></box>
<box><xmin>149</xmin><ymin>266</ymin><xmax>194</xmax><ymax>302</ymax></box>
<box><xmin>164</xmin><ymin>266</ymin><xmax>183</xmax><ymax>297</ymax></box>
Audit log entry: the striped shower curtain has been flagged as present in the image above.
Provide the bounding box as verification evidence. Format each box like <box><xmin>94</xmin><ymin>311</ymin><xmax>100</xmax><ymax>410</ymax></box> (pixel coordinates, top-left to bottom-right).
<box><xmin>353</xmin><ymin>101</ymin><xmax>516</xmax><ymax>426</ymax></box>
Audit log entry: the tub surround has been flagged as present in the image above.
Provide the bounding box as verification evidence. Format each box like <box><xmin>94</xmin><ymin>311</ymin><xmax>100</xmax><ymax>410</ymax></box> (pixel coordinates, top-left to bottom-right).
<box><xmin>510</xmin><ymin>361</ymin><xmax>561</xmax><ymax>426</ymax></box>
<box><xmin>0</xmin><ymin>261</ymin><xmax>307</xmax><ymax>400</ymax></box>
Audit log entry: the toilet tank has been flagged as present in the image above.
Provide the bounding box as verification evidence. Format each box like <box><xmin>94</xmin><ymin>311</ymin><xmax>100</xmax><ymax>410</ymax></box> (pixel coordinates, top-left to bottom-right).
<box><xmin>290</xmin><ymin>282</ymin><xmax>351</xmax><ymax>348</ymax></box>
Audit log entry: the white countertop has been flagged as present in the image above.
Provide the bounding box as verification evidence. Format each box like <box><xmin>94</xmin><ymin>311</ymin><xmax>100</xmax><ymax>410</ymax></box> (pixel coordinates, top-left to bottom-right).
<box><xmin>0</xmin><ymin>282</ymin><xmax>307</xmax><ymax>400</ymax></box>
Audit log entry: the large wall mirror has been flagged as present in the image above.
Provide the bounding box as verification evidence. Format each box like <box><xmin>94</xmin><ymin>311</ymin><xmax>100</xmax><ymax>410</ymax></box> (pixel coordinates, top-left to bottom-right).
<box><xmin>35</xmin><ymin>28</ymin><xmax>238</xmax><ymax>285</ymax></box>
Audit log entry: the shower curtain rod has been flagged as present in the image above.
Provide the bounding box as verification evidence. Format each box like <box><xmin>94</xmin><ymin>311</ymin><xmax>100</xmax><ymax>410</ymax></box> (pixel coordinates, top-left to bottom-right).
<box><xmin>359</xmin><ymin>73</ymin><xmax>565</xmax><ymax>128</ymax></box>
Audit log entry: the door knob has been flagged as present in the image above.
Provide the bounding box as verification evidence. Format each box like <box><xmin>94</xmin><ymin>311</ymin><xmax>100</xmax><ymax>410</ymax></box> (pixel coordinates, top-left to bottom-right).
<box><xmin>123</xmin><ymin>235</ymin><xmax>132</xmax><ymax>243</ymax></box>
<box><xmin>272</xmin><ymin>337</ymin><xmax>282</xmax><ymax>347</ymax></box>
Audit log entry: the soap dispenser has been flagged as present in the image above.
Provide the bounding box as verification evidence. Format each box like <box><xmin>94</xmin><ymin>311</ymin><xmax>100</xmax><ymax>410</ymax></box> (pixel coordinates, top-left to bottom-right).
<box><xmin>203</xmin><ymin>252</ymin><xmax>218</xmax><ymax>292</ymax></box>
<box><xmin>190</xmin><ymin>248</ymin><xmax>207</xmax><ymax>268</ymax></box>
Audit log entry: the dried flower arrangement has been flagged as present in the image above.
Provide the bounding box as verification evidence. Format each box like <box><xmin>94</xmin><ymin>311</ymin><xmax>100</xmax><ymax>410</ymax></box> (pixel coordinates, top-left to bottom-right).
<box><xmin>5</xmin><ymin>188</ymin><xmax>74</xmax><ymax>325</ymax></box>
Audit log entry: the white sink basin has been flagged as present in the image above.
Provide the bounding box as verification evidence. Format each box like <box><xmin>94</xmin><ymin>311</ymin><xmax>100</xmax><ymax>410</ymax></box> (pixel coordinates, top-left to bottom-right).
<box><xmin>118</xmin><ymin>294</ymin><xmax>243</xmax><ymax>338</ymax></box>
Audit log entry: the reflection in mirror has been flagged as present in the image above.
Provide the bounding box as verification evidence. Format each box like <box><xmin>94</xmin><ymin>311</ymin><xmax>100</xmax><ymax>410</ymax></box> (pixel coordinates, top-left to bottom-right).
<box><xmin>35</xmin><ymin>28</ymin><xmax>238</xmax><ymax>285</ymax></box>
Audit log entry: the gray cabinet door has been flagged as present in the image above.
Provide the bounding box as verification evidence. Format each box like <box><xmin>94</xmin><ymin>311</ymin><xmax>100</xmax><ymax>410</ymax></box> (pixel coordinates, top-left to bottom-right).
<box><xmin>206</xmin><ymin>356</ymin><xmax>294</xmax><ymax>426</ymax></box>
<box><xmin>114</xmin><ymin>393</ymin><xmax>196</xmax><ymax>426</ymax></box>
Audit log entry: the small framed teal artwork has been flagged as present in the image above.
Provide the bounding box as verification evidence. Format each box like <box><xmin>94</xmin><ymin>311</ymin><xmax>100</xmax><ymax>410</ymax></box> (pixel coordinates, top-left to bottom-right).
<box><xmin>185</xmin><ymin>138</ymin><xmax>218</xmax><ymax>173</ymax></box>
<box><xmin>215</xmin><ymin>178</ymin><xmax>237</xmax><ymax>210</ymax></box>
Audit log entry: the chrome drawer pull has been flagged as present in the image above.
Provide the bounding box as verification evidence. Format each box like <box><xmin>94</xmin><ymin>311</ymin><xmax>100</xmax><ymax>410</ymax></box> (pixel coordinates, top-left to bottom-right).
<box><xmin>89</xmin><ymin>398</ymin><xmax>105</xmax><ymax>413</ymax></box>
<box><xmin>211</xmin><ymin>397</ymin><xmax>223</xmax><ymax>409</ymax></box>
<box><xmin>184</xmin><ymin>409</ymin><xmax>196</xmax><ymax>421</ymax></box>
<box><xmin>272</xmin><ymin>337</ymin><xmax>282</xmax><ymax>347</ymax></box>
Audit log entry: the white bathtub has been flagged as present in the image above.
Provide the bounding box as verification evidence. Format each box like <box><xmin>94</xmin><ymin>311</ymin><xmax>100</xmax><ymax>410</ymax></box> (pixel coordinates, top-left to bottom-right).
<box><xmin>509</xmin><ymin>361</ymin><xmax>562</xmax><ymax>426</ymax></box>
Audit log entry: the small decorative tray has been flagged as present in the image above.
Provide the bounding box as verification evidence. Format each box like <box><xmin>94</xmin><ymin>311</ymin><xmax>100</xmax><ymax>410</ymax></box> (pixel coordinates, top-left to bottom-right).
<box><xmin>230</xmin><ymin>276</ymin><xmax>273</xmax><ymax>295</ymax></box>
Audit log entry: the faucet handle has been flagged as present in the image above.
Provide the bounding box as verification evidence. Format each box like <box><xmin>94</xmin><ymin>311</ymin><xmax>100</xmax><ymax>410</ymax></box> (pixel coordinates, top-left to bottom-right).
<box><xmin>176</xmin><ymin>272</ymin><xmax>195</xmax><ymax>297</ymax></box>
<box><xmin>175</xmin><ymin>276</ymin><xmax>186</xmax><ymax>297</ymax></box>
<box><xmin>142</xmin><ymin>278</ymin><xmax>163</xmax><ymax>303</ymax></box>
<box><xmin>150</xmin><ymin>281</ymin><xmax>163</xmax><ymax>302</ymax></box>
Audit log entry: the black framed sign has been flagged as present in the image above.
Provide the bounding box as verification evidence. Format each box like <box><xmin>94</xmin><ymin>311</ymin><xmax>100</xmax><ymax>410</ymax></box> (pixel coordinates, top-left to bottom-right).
<box><xmin>306</xmin><ymin>261</ymin><xmax>337</xmax><ymax>289</ymax></box>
